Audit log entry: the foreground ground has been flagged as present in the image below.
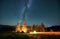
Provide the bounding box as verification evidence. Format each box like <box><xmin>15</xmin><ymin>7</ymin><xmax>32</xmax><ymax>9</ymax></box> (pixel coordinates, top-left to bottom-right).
<box><xmin>0</xmin><ymin>32</ymin><xmax>60</xmax><ymax>39</ymax></box>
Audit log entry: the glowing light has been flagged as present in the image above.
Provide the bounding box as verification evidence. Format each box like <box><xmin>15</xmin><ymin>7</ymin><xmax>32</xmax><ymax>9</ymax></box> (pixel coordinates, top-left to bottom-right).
<box><xmin>33</xmin><ymin>31</ymin><xmax>36</xmax><ymax>34</ymax></box>
<box><xmin>24</xmin><ymin>30</ymin><xmax>26</xmax><ymax>33</ymax></box>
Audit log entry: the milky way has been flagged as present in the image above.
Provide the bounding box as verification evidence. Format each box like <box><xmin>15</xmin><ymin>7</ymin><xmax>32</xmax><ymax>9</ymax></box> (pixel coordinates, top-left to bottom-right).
<box><xmin>19</xmin><ymin>0</ymin><xmax>32</xmax><ymax>23</ymax></box>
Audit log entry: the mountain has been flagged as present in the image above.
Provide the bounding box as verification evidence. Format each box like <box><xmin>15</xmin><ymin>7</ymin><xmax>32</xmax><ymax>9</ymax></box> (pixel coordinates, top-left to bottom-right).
<box><xmin>46</xmin><ymin>25</ymin><xmax>60</xmax><ymax>32</ymax></box>
<box><xmin>0</xmin><ymin>25</ymin><xmax>15</xmax><ymax>31</ymax></box>
<box><xmin>0</xmin><ymin>25</ymin><xmax>60</xmax><ymax>32</ymax></box>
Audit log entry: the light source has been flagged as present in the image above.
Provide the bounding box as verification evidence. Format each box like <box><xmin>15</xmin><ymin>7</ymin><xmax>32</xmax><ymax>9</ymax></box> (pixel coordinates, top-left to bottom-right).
<box><xmin>33</xmin><ymin>31</ymin><xmax>36</xmax><ymax>34</ymax></box>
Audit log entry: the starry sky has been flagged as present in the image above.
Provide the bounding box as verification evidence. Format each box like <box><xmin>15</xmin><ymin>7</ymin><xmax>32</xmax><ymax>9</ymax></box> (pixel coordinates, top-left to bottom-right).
<box><xmin>0</xmin><ymin>0</ymin><xmax>60</xmax><ymax>27</ymax></box>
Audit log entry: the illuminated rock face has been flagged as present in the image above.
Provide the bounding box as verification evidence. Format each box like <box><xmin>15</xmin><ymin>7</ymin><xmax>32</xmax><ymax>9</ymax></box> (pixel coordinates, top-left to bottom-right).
<box><xmin>15</xmin><ymin>21</ymin><xmax>27</xmax><ymax>32</ymax></box>
<box><xmin>15</xmin><ymin>22</ymin><xmax>45</xmax><ymax>32</ymax></box>
<box><xmin>15</xmin><ymin>22</ymin><xmax>21</xmax><ymax>32</ymax></box>
<box><xmin>22</xmin><ymin>22</ymin><xmax>27</xmax><ymax>32</ymax></box>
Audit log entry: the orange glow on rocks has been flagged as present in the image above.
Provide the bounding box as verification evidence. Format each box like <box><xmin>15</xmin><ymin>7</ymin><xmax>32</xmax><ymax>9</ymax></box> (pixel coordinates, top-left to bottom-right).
<box><xmin>22</xmin><ymin>22</ymin><xmax>27</xmax><ymax>33</ymax></box>
<box><xmin>15</xmin><ymin>22</ymin><xmax>21</xmax><ymax>32</ymax></box>
<box><xmin>15</xmin><ymin>21</ymin><xmax>27</xmax><ymax>33</ymax></box>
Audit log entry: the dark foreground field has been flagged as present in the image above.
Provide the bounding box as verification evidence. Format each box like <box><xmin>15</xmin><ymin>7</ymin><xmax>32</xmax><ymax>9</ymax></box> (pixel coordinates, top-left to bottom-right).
<box><xmin>0</xmin><ymin>32</ymin><xmax>60</xmax><ymax>39</ymax></box>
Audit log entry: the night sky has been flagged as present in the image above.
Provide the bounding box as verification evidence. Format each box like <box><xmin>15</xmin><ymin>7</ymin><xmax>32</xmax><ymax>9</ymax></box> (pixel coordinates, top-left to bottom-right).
<box><xmin>0</xmin><ymin>0</ymin><xmax>60</xmax><ymax>27</ymax></box>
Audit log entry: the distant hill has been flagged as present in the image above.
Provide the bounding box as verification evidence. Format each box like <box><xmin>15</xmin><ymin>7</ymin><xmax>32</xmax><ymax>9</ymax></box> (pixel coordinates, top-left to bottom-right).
<box><xmin>0</xmin><ymin>25</ymin><xmax>60</xmax><ymax>32</ymax></box>
<box><xmin>46</xmin><ymin>25</ymin><xmax>60</xmax><ymax>32</ymax></box>
<box><xmin>0</xmin><ymin>25</ymin><xmax>31</xmax><ymax>32</ymax></box>
<box><xmin>0</xmin><ymin>25</ymin><xmax>15</xmax><ymax>31</ymax></box>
